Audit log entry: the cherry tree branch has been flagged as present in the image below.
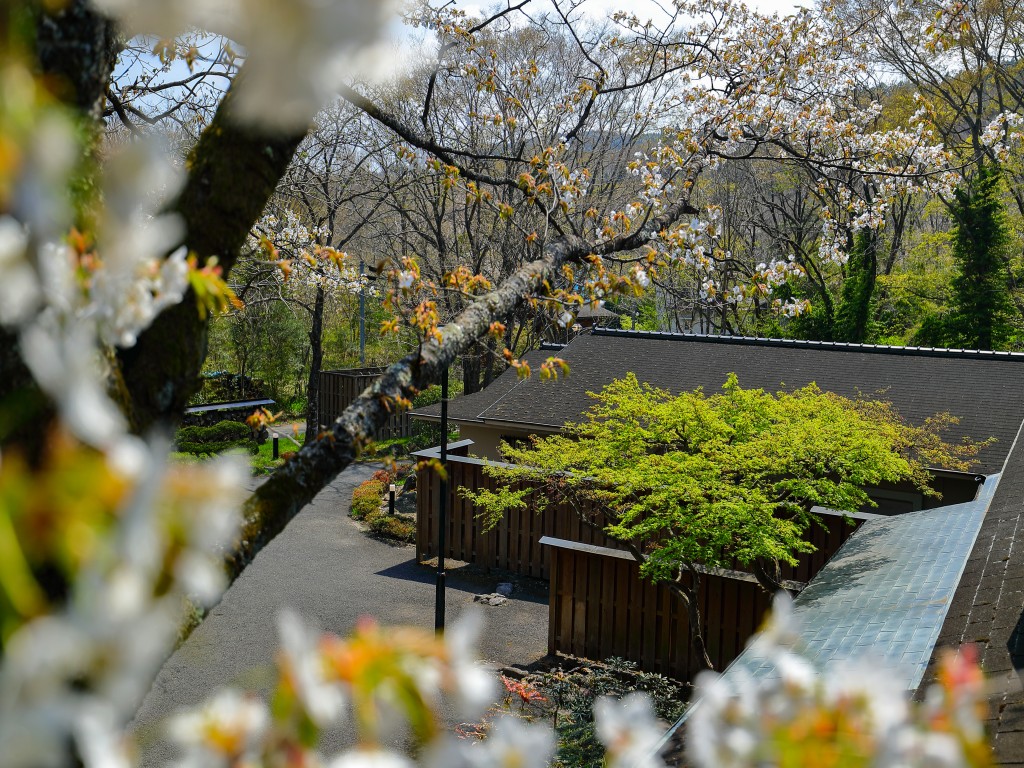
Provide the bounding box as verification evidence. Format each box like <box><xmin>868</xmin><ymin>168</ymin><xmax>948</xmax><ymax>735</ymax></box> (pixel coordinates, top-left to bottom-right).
<box><xmin>118</xmin><ymin>64</ymin><xmax>309</xmax><ymax>432</ymax></box>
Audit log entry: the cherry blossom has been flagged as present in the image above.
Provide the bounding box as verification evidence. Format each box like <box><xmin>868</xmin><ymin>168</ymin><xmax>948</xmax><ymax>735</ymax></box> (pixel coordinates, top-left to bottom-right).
<box><xmin>687</xmin><ymin>593</ymin><xmax>990</xmax><ymax>768</ymax></box>
<box><xmin>89</xmin><ymin>0</ymin><xmax>399</xmax><ymax>130</ymax></box>
<box><xmin>595</xmin><ymin>693</ymin><xmax>667</xmax><ymax>768</ymax></box>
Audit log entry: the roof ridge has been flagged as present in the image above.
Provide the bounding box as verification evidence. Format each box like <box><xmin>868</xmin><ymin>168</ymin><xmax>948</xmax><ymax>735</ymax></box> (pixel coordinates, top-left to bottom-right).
<box><xmin>590</xmin><ymin>327</ymin><xmax>1024</xmax><ymax>361</ymax></box>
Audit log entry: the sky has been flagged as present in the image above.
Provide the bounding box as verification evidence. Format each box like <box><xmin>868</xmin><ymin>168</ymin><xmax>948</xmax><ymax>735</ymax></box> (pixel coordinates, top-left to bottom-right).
<box><xmin>584</xmin><ymin>0</ymin><xmax>807</xmax><ymax>17</ymax></box>
<box><xmin>455</xmin><ymin>0</ymin><xmax>808</xmax><ymax>24</ymax></box>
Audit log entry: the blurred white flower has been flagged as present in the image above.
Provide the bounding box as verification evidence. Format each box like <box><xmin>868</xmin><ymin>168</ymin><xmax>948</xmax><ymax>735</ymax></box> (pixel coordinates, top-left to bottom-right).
<box><xmin>748</xmin><ymin>590</ymin><xmax>798</xmax><ymax>650</ymax></box>
<box><xmin>444</xmin><ymin>610</ymin><xmax>499</xmax><ymax>719</ymax></box>
<box><xmin>480</xmin><ymin>717</ymin><xmax>555</xmax><ymax>767</ymax></box>
<box><xmin>594</xmin><ymin>693</ymin><xmax>666</xmax><ymax>768</ymax></box>
<box><xmin>168</xmin><ymin>689</ymin><xmax>269</xmax><ymax>764</ymax></box>
<box><xmin>12</xmin><ymin>112</ymin><xmax>77</xmax><ymax>241</ymax></box>
<box><xmin>92</xmin><ymin>141</ymin><xmax>188</xmax><ymax>348</ymax></box>
<box><xmin>328</xmin><ymin>749</ymin><xmax>415</xmax><ymax>768</ymax></box>
<box><xmin>685</xmin><ymin>590</ymin><xmax>990</xmax><ymax>768</ymax></box>
<box><xmin>91</xmin><ymin>0</ymin><xmax>401</xmax><ymax>131</ymax></box>
<box><xmin>0</xmin><ymin>216</ymin><xmax>38</xmax><ymax>324</ymax></box>
<box><xmin>278</xmin><ymin>608</ymin><xmax>346</xmax><ymax>727</ymax></box>
<box><xmin>74</xmin><ymin>704</ymin><xmax>132</xmax><ymax>768</ymax></box>
<box><xmin>19</xmin><ymin>321</ymin><xmax>126</xmax><ymax>447</ymax></box>
<box><xmin>427</xmin><ymin>717</ymin><xmax>554</xmax><ymax>768</ymax></box>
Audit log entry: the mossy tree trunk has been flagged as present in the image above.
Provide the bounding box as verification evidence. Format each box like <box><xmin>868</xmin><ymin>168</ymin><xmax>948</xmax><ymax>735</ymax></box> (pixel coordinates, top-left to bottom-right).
<box><xmin>304</xmin><ymin>286</ymin><xmax>326</xmax><ymax>444</ymax></box>
<box><xmin>833</xmin><ymin>229</ymin><xmax>878</xmax><ymax>343</ymax></box>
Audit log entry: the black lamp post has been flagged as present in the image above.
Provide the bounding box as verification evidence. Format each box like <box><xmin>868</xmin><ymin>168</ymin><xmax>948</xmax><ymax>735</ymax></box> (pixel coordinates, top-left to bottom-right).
<box><xmin>434</xmin><ymin>361</ymin><xmax>449</xmax><ymax>634</ymax></box>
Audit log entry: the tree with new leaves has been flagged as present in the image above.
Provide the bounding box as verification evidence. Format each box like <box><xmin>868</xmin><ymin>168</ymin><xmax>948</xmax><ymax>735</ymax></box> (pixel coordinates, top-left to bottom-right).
<box><xmin>839</xmin><ymin>0</ymin><xmax>1024</xmax><ymax>343</ymax></box>
<box><xmin>945</xmin><ymin>162</ymin><xmax>1016</xmax><ymax>349</ymax></box>
<box><xmin>368</xmin><ymin>14</ymin><xmax>674</xmax><ymax>390</ymax></box>
<box><xmin>242</xmin><ymin>99</ymin><xmax>394</xmax><ymax>441</ymax></box>
<box><xmin>467</xmin><ymin>374</ymin><xmax>983</xmax><ymax>670</ymax></box>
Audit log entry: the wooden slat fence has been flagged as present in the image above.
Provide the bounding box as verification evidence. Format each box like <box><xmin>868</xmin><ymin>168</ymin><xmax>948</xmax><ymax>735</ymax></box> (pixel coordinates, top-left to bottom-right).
<box><xmin>416</xmin><ymin>453</ymin><xmax>621</xmax><ymax>580</ymax></box>
<box><xmin>415</xmin><ymin>446</ymin><xmax>875</xmax><ymax>682</ymax></box>
<box><xmin>548</xmin><ymin>545</ymin><xmax>773</xmax><ymax>681</ymax></box>
<box><xmin>319</xmin><ymin>368</ymin><xmax>411</xmax><ymax>440</ymax></box>
<box><xmin>416</xmin><ymin>452</ymin><xmax>867</xmax><ymax>583</ymax></box>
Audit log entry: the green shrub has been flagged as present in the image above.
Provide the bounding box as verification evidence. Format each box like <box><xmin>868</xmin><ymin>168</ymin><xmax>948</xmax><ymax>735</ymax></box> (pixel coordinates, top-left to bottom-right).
<box><xmin>412</xmin><ymin>385</ymin><xmax>443</xmax><ymax>409</ymax></box>
<box><xmin>175</xmin><ymin>420</ymin><xmax>256</xmax><ymax>456</ymax></box>
<box><xmin>365</xmin><ymin>509</ymin><xmax>416</xmax><ymax>543</ymax></box>
<box><xmin>176</xmin><ymin>440</ymin><xmax>259</xmax><ymax>456</ymax></box>
<box><xmin>177</xmin><ymin>420</ymin><xmax>252</xmax><ymax>444</ymax></box>
<box><xmin>350</xmin><ymin>480</ymin><xmax>385</xmax><ymax>520</ymax></box>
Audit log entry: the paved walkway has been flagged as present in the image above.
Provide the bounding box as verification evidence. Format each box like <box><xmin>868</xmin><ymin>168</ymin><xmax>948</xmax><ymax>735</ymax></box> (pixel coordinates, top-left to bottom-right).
<box><xmin>131</xmin><ymin>463</ymin><xmax>549</xmax><ymax>764</ymax></box>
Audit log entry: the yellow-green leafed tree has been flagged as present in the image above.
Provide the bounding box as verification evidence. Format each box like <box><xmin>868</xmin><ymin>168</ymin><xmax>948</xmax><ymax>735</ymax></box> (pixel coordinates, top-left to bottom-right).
<box><xmin>468</xmin><ymin>374</ymin><xmax>986</xmax><ymax>671</ymax></box>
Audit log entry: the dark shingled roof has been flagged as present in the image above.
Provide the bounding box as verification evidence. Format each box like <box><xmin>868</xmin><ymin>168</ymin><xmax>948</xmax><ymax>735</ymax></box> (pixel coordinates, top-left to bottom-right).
<box><xmin>411</xmin><ymin>348</ymin><xmax>552</xmax><ymax>427</ymax></box>
<box><xmin>413</xmin><ymin>328</ymin><xmax>1024</xmax><ymax>473</ymax></box>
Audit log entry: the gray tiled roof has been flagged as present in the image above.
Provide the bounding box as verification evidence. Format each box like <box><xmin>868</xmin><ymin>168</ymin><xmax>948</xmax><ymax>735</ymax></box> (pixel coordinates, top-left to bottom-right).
<box><xmin>726</xmin><ymin>473</ymin><xmax>1000</xmax><ymax>690</ymax></box>
<box><xmin>414</xmin><ymin>329</ymin><xmax>1024</xmax><ymax>472</ymax></box>
<box><xmin>919</xmin><ymin>418</ymin><xmax>1024</xmax><ymax>765</ymax></box>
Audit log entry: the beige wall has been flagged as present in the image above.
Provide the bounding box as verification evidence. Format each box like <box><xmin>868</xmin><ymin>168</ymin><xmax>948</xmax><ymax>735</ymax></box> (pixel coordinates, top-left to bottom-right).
<box><xmin>459</xmin><ymin>424</ymin><xmax>539</xmax><ymax>460</ymax></box>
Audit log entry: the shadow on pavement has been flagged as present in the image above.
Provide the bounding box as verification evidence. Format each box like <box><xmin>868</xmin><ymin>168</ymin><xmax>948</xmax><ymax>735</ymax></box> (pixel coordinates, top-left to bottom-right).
<box><xmin>374</xmin><ymin>558</ymin><xmax>549</xmax><ymax>606</ymax></box>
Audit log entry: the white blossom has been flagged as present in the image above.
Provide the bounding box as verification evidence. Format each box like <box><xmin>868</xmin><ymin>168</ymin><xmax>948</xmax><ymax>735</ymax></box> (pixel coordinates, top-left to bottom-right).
<box><xmin>594</xmin><ymin>693</ymin><xmax>666</xmax><ymax>768</ymax></box>
<box><xmin>19</xmin><ymin>321</ymin><xmax>127</xmax><ymax>447</ymax></box>
<box><xmin>426</xmin><ymin>718</ymin><xmax>554</xmax><ymax>768</ymax></box>
<box><xmin>90</xmin><ymin>0</ymin><xmax>400</xmax><ymax>131</ymax></box>
<box><xmin>0</xmin><ymin>216</ymin><xmax>37</xmax><ymax>324</ymax></box>
<box><xmin>444</xmin><ymin>610</ymin><xmax>499</xmax><ymax>719</ymax></box>
<box><xmin>168</xmin><ymin>689</ymin><xmax>269</xmax><ymax>765</ymax></box>
<box><xmin>277</xmin><ymin>609</ymin><xmax>346</xmax><ymax>727</ymax></box>
<box><xmin>328</xmin><ymin>749</ymin><xmax>415</xmax><ymax>768</ymax></box>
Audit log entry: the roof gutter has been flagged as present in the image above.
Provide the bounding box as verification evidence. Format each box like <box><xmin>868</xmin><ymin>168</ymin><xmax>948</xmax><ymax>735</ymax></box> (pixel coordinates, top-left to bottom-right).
<box><xmin>591</xmin><ymin>327</ymin><xmax>1024</xmax><ymax>361</ymax></box>
<box><xmin>926</xmin><ymin>467</ymin><xmax>987</xmax><ymax>484</ymax></box>
<box><xmin>407</xmin><ymin>412</ymin><xmax>484</xmax><ymax>425</ymax></box>
<box><xmin>407</xmin><ymin>412</ymin><xmax>564</xmax><ymax>434</ymax></box>
<box><xmin>477</xmin><ymin>417</ymin><xmax>562</xmax><ymax>432</ymax></box>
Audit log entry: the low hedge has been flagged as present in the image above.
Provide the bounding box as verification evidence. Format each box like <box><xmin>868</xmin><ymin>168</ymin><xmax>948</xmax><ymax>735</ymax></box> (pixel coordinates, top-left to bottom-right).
<box><xmin>175</xmin><ymin>420</ymin><xmax>255</xmax><ymax>457</ymax></box>
<box><xmin>350</xmin><ymin>480</ymin><xmax>385</xmax><ymax>520</ymax></box>
<box><xmin>177</xmin><ymin>421</ymin><xmax>252</xmax><ymax>444</ymax></box>
<box><xmin>365</xmin><ymin>509</ymin><xmax>416</xmax><ymax>543</ymax></box>
<box><xmin>176</xmin><ymin>439</ymin><xmax>258</xmax><ymax>456</ymax></box>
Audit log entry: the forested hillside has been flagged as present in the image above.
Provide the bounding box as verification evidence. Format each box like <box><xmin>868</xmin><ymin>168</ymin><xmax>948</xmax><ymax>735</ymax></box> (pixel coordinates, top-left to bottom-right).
<box><xmin>169</xmin><ymin>0</ymin><xmax>1024</xmax><ymax>426</ymax></box>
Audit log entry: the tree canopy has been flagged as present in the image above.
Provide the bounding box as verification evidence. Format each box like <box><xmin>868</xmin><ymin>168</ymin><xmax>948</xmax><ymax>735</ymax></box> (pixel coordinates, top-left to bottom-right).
<box><xmin>469</xmin><ymin>373</ymin><xmax>984</xmax><ymax>667</ymax></box>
